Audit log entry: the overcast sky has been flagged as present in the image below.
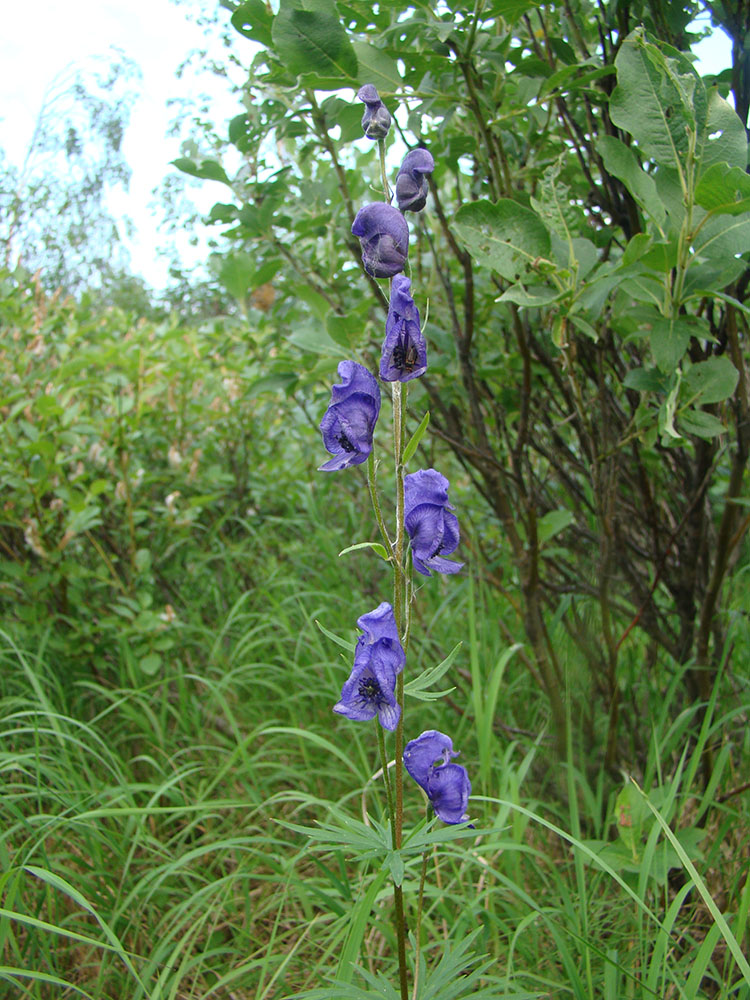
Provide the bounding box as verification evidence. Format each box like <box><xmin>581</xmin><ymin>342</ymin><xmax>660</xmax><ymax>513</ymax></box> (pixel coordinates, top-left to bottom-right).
<box><xmin>0</xmin><ymin>0</ymin><xmax>240</xmax><ymax>288</ymax></box>
<box><xmin>0</xmin><ymin>2</ymin><xmax>734</xmax><ymax>292</ymax></box>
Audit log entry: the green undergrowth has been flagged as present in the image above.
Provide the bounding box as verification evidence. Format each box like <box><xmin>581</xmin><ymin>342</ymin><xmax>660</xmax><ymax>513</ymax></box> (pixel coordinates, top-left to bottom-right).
<box><xmin>2</xmin><ymin>569</ymin><xmax>749</xmax><ymax>998</ymax></box>
<box><xmin>1</xmin><ymin>271</ymin><xmax>749</xmax><ymax>997</ymax></box>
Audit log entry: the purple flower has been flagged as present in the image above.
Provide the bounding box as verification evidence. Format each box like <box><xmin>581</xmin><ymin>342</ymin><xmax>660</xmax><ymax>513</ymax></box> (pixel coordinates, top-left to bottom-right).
<box><xmin>380</xmin><ymin>275</ymin><xmax>427</xmax><ymax>382</ymax></box>
<box><xmin>404</xmin><ymin>730</ymin><xmax>471</xmax><ymax>824</ymax></box>
<box><xmin>334</xmin><ymin>602</ymin><xmax>405</xmax><ymax>731</ymax></box>
<box><xmin>404</xmin><ymin>469</ymin><xmax>463</xmax><ymax>576</ymax></box>
<box><xmin>395</xmin><ymin>149</ymin><xmax>434</xmax><ymax>213</ymax></box>
<box><xmin>357</xmin><ymin>84</ymin><xmax>392</xmax><ymax>140</ymax></box>
<box><xmin>351</xmin><ymin>203</ymin><xmax>409</xmax><ymax>279</ymax></box>
<box><xmin>355</xmin><ymin>602</ymin><xmax>406</xmax><ymax>674</ymax></box>
<box><xmin>319</xmin><ymin>361</ymin><xmax>380</xmax><ymax>471</ymax></box>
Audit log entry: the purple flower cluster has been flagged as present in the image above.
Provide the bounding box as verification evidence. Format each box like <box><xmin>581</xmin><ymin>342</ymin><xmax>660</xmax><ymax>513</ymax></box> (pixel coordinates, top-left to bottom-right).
<box><xmin>319</xmin><ymin>86</ymin><xmax>470</xmax><ymax>825</ymax></box>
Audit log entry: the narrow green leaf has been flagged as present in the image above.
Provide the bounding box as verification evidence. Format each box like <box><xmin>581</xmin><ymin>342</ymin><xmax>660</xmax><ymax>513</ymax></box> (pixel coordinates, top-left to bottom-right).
<box><xmin>338</xmin><ymin>541</ymin><xmax>390</xmax><ymax>561</ymax></box>
<box><xmin>315</xmin><ymin>620</ymin><xmax>355</xmax><ymax>653</ymax></box>
<box><xmin>403</xmin><ymin>410</ymin><xmax>430</xmax><ymax>464</ymax></box>
<box><xmin>404</xmin><ymin>641</ymin><xmax>462</xmax><ymax>697</ymax></box>
<box><xmin>635</xmin><ymin>781</ymin><xmax>750</xmax><ymax>986</ymax></box>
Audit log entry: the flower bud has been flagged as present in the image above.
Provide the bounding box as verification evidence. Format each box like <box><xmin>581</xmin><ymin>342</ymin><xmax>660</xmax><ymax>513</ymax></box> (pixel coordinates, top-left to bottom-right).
<box><xmin>396</xmin><ymin>148</ymin><xmax>435</xmax><ymax>213</ymax></box>
<box><xmin>351</xmin><ymin>202</ymin><xmax>409</xmax><ymax>278</ymax></box>
<box><xmin>357</xmin><ymin>84</ymin><xmax>392</xmax><ymax>140</ymax></box>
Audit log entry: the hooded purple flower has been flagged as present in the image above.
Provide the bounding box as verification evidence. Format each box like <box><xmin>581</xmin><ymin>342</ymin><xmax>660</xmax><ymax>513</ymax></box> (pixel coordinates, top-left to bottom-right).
<box><xmin>357</xmin><ymin>84</ymin><xmax>392</xmax><ymax>140</ymax></box>
<box><xmin>334</xmin><ymin>602</ymin><xmax>405</xmax><ymax>731</ymax></box>
<box><xmin>351</xmin><ymin>203</ymin><xmax>409</xmax><ymax>279</ymax></box>
<box><xmin>404</xmin><ymin>730</ymin><xmax>471</xmax><ymax>824</ymax></box>
<box><xmin>319</xmin><ymin>361</ymin><xmax>380</xmax><ymax>471</ymax></box>
<box><xmin>395</xmin><ymin>149</ymin><xmax>434</xmax><ymax>213</ymax></box>
<box><xmin>404</xmin><ymin>469</ymin><xmax>463</xmax><ymax>576</ymax></box>
<box><xmin>380</xmin><ymin>275</ymin><xmax>427</xmax><ymax>382</ymax></box>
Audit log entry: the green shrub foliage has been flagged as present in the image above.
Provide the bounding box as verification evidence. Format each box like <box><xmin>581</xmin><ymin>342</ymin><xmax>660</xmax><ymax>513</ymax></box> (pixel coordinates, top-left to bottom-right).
<box><xmin>177</xmin><ymin>0</ymin><xmax>750</xmax><ymax>764</ymax></box>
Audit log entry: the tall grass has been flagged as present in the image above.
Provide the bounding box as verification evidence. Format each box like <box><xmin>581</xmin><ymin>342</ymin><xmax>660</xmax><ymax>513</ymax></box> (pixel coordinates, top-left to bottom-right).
<box><xmin>2</xmin><ymin>518</ymin><xmax>748</xmax><ymax>998</ymax></box>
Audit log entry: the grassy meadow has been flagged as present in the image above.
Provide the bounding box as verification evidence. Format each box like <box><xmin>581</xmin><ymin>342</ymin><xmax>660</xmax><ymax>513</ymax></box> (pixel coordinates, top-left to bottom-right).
<box><xmin>1</xmin><ymin>270</ymin><xmax>749</xmax><ymax>998</ymax></box>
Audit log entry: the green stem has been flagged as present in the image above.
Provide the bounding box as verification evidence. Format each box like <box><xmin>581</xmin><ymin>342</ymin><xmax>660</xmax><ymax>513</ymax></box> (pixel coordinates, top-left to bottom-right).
<box><xmin>394</xmin><ymin>885</ymin><xmax>409</xmax><ymax>1000</ymax></box>
<box><xmin>392</xmin><ymin>380</ymin><xmax>409</xmax><ymax>1000</ymax></box>
<box><xmin>377</xmin><ymin>725</ymin><xmax>396</xmax><ymax>834</ymax></box>
<box><xmin>411</xmin><ymin>848</ymin><xmax>429</xmax><ymax>1000</ymax></box>
<box><xmin>367</xmin><ymin>451</ymin><xmax>394</xmax><ymax>557</ymax></box>
<box><xmin>378</xmin><ymin>138</ymin><xmax>392</xmax><ymax>205</ymax></box>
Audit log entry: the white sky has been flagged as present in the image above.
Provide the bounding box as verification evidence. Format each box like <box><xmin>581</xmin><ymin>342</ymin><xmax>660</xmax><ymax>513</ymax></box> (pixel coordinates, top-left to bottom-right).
<box><xmin>0</xmin><ymin>3</ymin><xmax>736</xmax><ymax>293</ymax></box>
<box><xmin>0</xmin><ymin>0</ymin><xmax>239</xmax><ymax>289</ymax></box>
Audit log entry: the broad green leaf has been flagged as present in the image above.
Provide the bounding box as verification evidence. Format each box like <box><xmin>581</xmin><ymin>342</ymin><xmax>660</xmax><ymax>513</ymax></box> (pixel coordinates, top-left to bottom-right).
<box><xmin>678</xmin><ymin>408</ymin><xmax>727</xmax><ymax>439</ymax></box>
<box><xmin>231</xmin><ymin>0</ymin><xmax>274</xmax><ymax>47</ymax></box>
<box><xmin>170</xmin><ymin>158</ymin><xmax>230</xmax><ymax>185</ymax></box>
<box><xmin>609</xmin><ymin>29</ymin><xmax>705</xmax><ymax>175</ymax></box>
<box><xmin>272</xmin><ymin>0</ymin><xmax>358</xmax><ymax>88</ymax></box>
<box><xmin>693</xmin><ymin>210</ymin><xmax>750</xmax><ymax>263</ymax></box>
<box><xmin>288</xmin><ymin>321</ymin><xmax>349</xmax><ymax>356</ymax></box>
<box><xmin>351</xmin><ymin>40</ymin><xmax>400</xmax><ymax>94</ymax></box>
<box><xmin>649</xmin><ymin>315</ymin><xmax>706</xmax><ymax>371</ymax></box>
<box><xmin>139</xmin><ymin>653</ymin><xmax>162</xmax><ymax>676</ymax></box>
<box><xmin>623</xmin><ymin>368</ymin><xmax>667</xmax><ymax>393</ymax></box>
<box><xmin>609</xmin><ymin>28</ymin><xmax>707</xmax><ymax>170</ymax></box>
<box><xmin>614</xmin><ymin>783</ymin><xmax>648</xmax><ymax>860</ymax></box>
<box><xmin>683</xmin><ymin>356</ymin><xmax>738</xmax><ymax>404</ymax></box>
<box><xmin>597</xmin><ymin>136</ymin><xmax>666</xmax><ymax>225</ymax></box>
<box><xmin>499</xmin><ymin>285</ymin><xmax>562</xmax><ymax>308</ymax></box>
<box><xmin>486</xmin><ymin>0</ymin><xmax>541</xmax><ymax>19</ymax></box>
<box><xmin>454</xmin><ymin>199</ymin><xmax>550</xmax><ymax>282</ymax></box>
<box><xmin>697</xmin><ymin>87</ymin><xmax>748</xmax><ymax>174</ymax></box>
<box><xmin>246</xmin><ymin>373</ymin><xmax>298</xmax><ymax>399</ymax></box>
<box><xmin>218</xmin><ymin>254</ymin><xmax>256</xmax><ymax>299</ymax></box>
<box><xmin>695</xmin><ymin>162</ymin><xmax>750</xmax><ymax>215</ymax></box>
<box><xmin>325</xmin><ymin>312</ymin><xmax>356</xmax><ymax>348</ymax></box>
<box><xmin>538</xmin><ymin>509</ymin><xmax>574</xmax><ymax>544</ymax></box>
<box><xmin>386</xmin><ymin>850</ymin><xmax>404</xmax><ymax>887</ymax></box>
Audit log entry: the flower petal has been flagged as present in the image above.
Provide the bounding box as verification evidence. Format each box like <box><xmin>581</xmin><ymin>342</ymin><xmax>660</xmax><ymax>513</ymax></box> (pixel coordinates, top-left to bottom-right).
<box><xmin>426</xmin><ymin>763</ymin><xmax>471</xmax><ymax>824</ymax></box>
<box><xmin>404</xmin><ymin>470</ymin><xmax>462</xmax><ymax>576</ymax></box>
<box><xmin>403</xmin><ymin>730</ymin><xmax>457</xmax><ymax>793</ymax></box>
<box><xmin>395</xmin><ymin>149</ymin><xmax>434</xmax><ymax>213</ymax></box>
<box><xmin>380</xmin><ymin>275</ymin><xmax>427</xmax><ymax>382</ymax></box>
<box><xmin>352</xmin><ymin>203</ymin><xmax>409</xmax><ymax>278</ymax></box>
<box><xmin>319</xmin><ymin>362</ymin><xmax>380</xmax><ymax>471</ymax></box>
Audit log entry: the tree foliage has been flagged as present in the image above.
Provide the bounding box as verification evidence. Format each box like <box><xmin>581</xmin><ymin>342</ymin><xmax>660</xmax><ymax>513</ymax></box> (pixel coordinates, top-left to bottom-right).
<box><xmin>177</xmin><ymin>0</ymin><xmax>750</xmax><ymax>767</ymax></box>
